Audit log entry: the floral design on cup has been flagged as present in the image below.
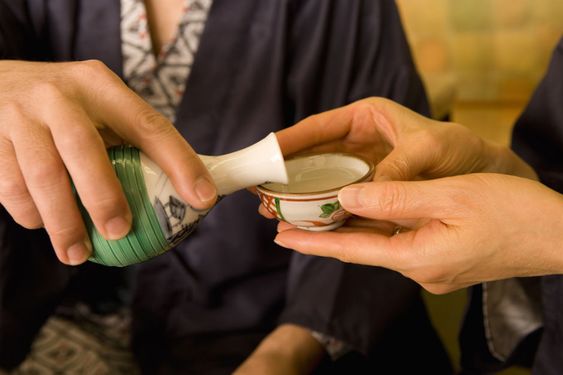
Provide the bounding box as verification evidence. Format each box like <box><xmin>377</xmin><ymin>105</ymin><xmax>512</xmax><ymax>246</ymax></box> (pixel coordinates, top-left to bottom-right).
<box><xmin>257</xmin><ymin>153</ymin><xmax>374</xmax><ymax>232</ymax></box>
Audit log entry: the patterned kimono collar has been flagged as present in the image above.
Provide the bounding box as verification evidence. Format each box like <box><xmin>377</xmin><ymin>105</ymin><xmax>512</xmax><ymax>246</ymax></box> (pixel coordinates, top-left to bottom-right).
<box><xmin>120</xmin><ymin>0</ymin><xmax>213</xmax><ymax>122</ymax></box>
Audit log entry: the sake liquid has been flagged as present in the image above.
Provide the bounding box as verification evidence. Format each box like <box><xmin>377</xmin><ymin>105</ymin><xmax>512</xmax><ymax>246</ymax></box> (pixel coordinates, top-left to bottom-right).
<box><xmin>264</xmin><ymin>166</ymin><xmax>363</xmax><ymax>194</ymax></box>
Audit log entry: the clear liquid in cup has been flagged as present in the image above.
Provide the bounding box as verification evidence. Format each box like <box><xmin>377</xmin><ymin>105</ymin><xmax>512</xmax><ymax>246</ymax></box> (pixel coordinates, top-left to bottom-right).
<box><xmin>264</xmin><ymin>166</ymin><xmax>363</xmax><ymax>194</ymax></box>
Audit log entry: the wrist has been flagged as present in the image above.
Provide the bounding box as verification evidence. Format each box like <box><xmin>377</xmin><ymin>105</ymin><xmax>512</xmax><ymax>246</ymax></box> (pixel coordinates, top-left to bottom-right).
<box><xmin>517</xmin><ymin>182</ymin><xmax>563</xmax><ymax>275</ymax></box>
<box><xmin>253</xmin><ymin>324</ymin><xmax>325</xmax><ymax>371</ymax></box>
<box><xmin>546</xmin><ymin>192</ymin><xmax>563</xmax><ymax>274</ymax></box>
<box><xmin>486</xmin><ymin>142</ymin><xmax>538</xmax><ymax>180</ymax></box>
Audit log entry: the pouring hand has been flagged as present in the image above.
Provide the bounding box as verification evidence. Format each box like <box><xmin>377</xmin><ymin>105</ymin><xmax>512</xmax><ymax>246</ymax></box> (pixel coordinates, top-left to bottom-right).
<box><xmin>0</xmin><ymin>60</ymin><xmax>216</xmax><ymax>265</ymax></box>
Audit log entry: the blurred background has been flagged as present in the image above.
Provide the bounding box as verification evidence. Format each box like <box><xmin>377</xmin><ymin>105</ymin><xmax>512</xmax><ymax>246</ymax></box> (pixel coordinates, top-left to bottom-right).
<box><xmin>395</xmin><ymin>0</ymin><xmax>563</xmax><ymax>373</ymax></box>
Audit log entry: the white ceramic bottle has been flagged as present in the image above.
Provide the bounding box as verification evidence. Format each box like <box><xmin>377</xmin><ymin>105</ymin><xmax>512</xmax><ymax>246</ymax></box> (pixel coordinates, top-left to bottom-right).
<box><xmin>86</xmin><ymin>133</ymin><xmax>288</xmax><ymax>267</ymax></box>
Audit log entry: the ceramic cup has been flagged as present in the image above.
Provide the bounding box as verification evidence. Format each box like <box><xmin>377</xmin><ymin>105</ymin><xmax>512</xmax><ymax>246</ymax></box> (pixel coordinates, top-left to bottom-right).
<box><xmin>257</xmin><ymin>153</ymin><xmax>374</xmax><ymax>231</ymax></box>
<box><xmin>82</xmin><ymin>133</ymin><xmax>289</xmax><ymax>267</ymax></box>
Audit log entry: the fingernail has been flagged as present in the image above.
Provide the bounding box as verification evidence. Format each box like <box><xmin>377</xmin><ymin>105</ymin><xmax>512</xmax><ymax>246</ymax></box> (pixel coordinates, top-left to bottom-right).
<box><xmin>105</xmin><ymin>216</ymin><xmax>131</xmax><ymax>240</ymax></box>
<box><xmin>338</xmin><ymin>186</ymin><xmax>364</xmax><ymax>209</ymax></box>
<box><xmin>194</xmin><ymin>176</ymin><xmax>217</xmax><ymax>204</ymax></box>
<box><xmin>67</xmin><ymin>240</ymin><xmax>92</xmax><ymax>265</ymax></box>
<box><xmin>274</xmin><ymin>237</ymin><xmax>288</xmax><ymax>248</ymax></box>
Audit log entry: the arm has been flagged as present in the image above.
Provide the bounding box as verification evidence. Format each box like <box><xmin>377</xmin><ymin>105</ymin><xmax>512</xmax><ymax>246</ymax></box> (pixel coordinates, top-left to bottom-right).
<box><xmin>234</xmin><ymin>324</ymin><xmax>325</xmax><ymax>375</ymax></box>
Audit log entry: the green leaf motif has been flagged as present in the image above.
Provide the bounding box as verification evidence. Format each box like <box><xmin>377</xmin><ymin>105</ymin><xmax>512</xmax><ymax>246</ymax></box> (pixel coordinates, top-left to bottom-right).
<box><xmin>319</xmin><ymin>201</ymin><xmax>341</xmax><ymax>218</ymax></box>
<box><xmin>275</xmin><ymin>198</ymin><xmax>286</xmax><ymax>221</ymax></box>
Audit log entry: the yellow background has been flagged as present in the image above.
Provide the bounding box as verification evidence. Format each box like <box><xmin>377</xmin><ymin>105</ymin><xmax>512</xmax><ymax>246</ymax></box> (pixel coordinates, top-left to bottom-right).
<box><xmin>395</xmin><ymin>1</ymin><xmax>563</xmax><ymax>373</ymax></box>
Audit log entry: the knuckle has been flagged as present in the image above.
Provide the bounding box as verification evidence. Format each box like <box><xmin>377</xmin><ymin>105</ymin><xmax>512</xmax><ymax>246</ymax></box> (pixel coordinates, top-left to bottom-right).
<box><xmin>331</xmin><ymin>241</ymin><xmax>353</xmax><ymax>263</ymax></box>
<box><xmin>362</xmin><ymin>96</ymin><xmax>385</xmax><ymax>108</ymax></box>
<box><xmin>423</xmin><ymin>283</ymin><xmax>453</xmax><ymax>295</ymax></box>
<box><xmin>13</xmin><ymin>212</ymin><xmax>43</xmax><ymax>229</ymax></box>
<box><xmin>352</xmin><ymin>100</ymin><xmax>376</xmax><ymax>115</ymax></box>
<box><xmin>68</xmin><ymin>60</ymin><xmax>118</xmax><ymax>99</ymax></box>
<box><xmin>0</xmin><ymin>101</ymin><xmax>27</xmax><ymax>123</ymax></box>
<box><xmin>383</xmin><ymin>158</ymin><xmax>410</xmax><ymax>181</ymax></box>
<box><xmin>421</xmin><ymin>128</ymin><xmax>443</xmax><ymax>150</ymax></box>
<box><xmin>31</xmin><ymin>81</ymin><xmax>65</xmax><ymax>103</ymax></box>
<box><xmin>82</xmin><ymin>194</ymin><xmax>127</xmax><ymax>221</ymax></box>
<box><xmin>0</xmin><ymin>103</ymin><xmax>31</xmax><ymax>137</ymax></box>
<box><xmin>47</xmin><ymin>224</ymin><xmax>82</xmax><ymax>248</ymax></box>
<box><xmin>0</xmin><ymin>178</ymin><xmax>28</xmax><ymax>202</ymax></box>
<box><xmin>54</xmin><ymin>124</ymin><xmax>95</xmax><ymax>151</ymax></box>
<box><xmin>376</xmin><ymin>182</ymin><xmax>408</xmax><ymax>216</ymax></box>
<box><xmin>333</xmin><ymin>237</ymin><xmax>360</xmax><ymax>264</ymax></box>
<box><xmin>334</xmin><ymin>247</ymin><xmax>350</xmax><ymax>263</ymax></box>
<box><xmin>335</xmin><ymin>251</ymin><xmax>353</xmax><ymax>264</ymax></box>
<box><xmin>412</xmin><ymin>266</ymin><xmax>453</xmax><ymax>287</ymax></box>
<box><xmin>26</xmin><ymin>159</ymin><xmax>66</xmax><ymax>191</ymax></box>
<box><xmin>134</xmin><ymin>109</ymin><xmax>175</xmax><ymax>138</ymax></box>
<box><xmin>0</xmin><ymin>196</ymin><xmax>43</xmax><ymax>229</ymax></box>
<box><xmin>71</xmin><ymin>59</ymin><xmax>110</xmax><ymax>79</ymax></box>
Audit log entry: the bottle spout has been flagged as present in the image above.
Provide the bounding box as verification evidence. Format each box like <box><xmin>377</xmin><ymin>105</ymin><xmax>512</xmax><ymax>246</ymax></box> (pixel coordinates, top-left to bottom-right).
<box><xmin>199</xmin><ymin>133</ymin><xmax>288</xmax><ymax>196</ymax></box>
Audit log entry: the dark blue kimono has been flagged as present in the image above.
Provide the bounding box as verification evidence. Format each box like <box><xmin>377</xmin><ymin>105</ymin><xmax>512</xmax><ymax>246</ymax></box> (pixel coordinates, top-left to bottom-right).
<box><xmin>0</xmin><ymin>1</ymin><xmax>451</xmax><ymax>373</ymax></box>
<box><xmin>460</xmin><ymin>37</ymin><xmax>563</xmax><ymax>375</ymax></box>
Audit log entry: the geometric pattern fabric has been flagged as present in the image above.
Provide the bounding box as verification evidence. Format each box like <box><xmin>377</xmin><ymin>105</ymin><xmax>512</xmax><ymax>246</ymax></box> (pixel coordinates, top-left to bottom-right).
<box><xmin>121</xmin><ymin>0</ymin><xmax>213</xmax><ymax>121</ymax></box>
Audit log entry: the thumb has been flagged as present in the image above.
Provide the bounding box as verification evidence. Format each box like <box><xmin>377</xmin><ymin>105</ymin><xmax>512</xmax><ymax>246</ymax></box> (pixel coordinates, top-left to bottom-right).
<box><xmin>338</xmin><ymin>179</ymin><xmax>462</xmax><ymax>221</ymax></box>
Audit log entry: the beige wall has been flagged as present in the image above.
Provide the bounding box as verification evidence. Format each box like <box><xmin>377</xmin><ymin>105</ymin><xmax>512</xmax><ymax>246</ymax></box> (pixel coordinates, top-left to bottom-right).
<box><xmin>397</xmin><ymin>0</ymin><xmax>563</xmax><ymax>103</ymax></box>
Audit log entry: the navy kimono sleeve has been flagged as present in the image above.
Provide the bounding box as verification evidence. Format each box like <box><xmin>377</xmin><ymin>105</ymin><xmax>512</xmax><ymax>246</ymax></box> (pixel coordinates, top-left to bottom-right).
<box><xmin>512</xmin><ymin>38</ymin><xmax>563</xmax><ymax>193</ymax></box>
<box><xmin>279</xmin><ymin>0</ymin><xmax>434</xmax><ymax>356</ymax></box>
<box><xmin>509</xmin><ymin>37</ymin><xmax>563</xmax><ymax>374</ymax></box>
<box><xmin>0</xmin><ymin>0</ymin><xmax>45</xmax><ymax>60</ymax></box>
<box><xmin>0</xmin><ymin>1</ymin><xmax>23</xmax><ymax>58</ymax></box>
<box><xmin>460</xmin><ymin>38</ymin><xmax>563</xmax><ymax>374</ymax></box>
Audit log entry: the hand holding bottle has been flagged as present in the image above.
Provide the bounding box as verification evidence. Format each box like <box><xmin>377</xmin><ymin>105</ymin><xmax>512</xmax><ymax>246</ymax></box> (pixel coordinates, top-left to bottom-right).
<box><xmin>0</xmin><ymin>60</ymin><xmax>217</xmax><ymax>265</ymax></box>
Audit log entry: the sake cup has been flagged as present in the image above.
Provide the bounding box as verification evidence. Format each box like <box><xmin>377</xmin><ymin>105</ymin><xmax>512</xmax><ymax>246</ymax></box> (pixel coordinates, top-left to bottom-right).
<box><xmin>256</xmin><ymin>153</ymin><xmax>374</xmax><ymax>231</ymax></box>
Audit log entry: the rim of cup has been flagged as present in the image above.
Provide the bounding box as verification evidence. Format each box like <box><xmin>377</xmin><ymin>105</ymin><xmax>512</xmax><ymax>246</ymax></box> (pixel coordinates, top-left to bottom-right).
<box><xmin>257</xmin><ymin>152</ymin><xmax>374</xmax><ymax>197</ymax></box>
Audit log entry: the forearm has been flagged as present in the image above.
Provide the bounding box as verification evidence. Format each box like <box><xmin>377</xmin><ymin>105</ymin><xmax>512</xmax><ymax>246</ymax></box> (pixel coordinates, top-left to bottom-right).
<box><xmin>485</xmin><ymin>141</ymin><xmax>538</xmax><ymax>180</ymax></box>
<box><xmin>234</xmin><ymin>324</ymin><xmax>325</xmax><ymax>375</ymax></box>
<box><xmin>503</xmin><ymin>179</ymin><xmax>563</xmax><ymax>276</ymax></box>
<box><xmin>540</xmin><ymin>189</ymin><xmax>563</xmax><ymax>274</ymax></box>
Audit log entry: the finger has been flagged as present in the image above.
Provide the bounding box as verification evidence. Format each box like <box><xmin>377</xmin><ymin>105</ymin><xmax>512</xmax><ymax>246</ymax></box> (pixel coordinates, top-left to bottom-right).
<box><xmin>258</xmin><ymin>203</ymin><xmax>276</xmax><ymax>219</ymax></box>
<box><xmin>0</xmin><ymin>137</ymin><xmax>42</xmax><ymax>228</ymax></box>
<box><xmin>374</xmin><ymin>143</ymin><xmax>432</xmax><ymax>182</ymax></box>
<box><xmin>421</xmin><ymin>282</ymin><xmax>474</xmax><ymax>295</ymax></box>
<box><xmin>76</xmin><ymin>61</ymin><xmax>216</xmax><ymax>210</ymax></box>
<box><xmin>45</xmin><ymin>102</ymin><xmax>132</xmax><ymax>240</ymax></box>
<box><xmin>346</xmin><ymin>217</ymin><xmax>423</xmax><ymax>235</ymax></box>
<box><xmin>334</xmin><ymin>225</ymin><xmax>391</xmax><ymax>236</ymax></box>
<box><xmin>277</xmin><ymin>221</ymin><xmax>296</xmax><ymax>232</ymax></box>
<box><xmin>275</xmin><ymin>104</ymin><xmax>356</xmax><ymax>156</ymax></box>
<box><xmin>11</xmin><ymin>122</ymin><xmax>91</xmax><ymax>265</ymax></box>
<box><xmin>337</xmin><ymin>178</ymin><xmax>468</xmax><ymax>222</ymax></box>
<box><xmin>274</xmin><ymin>228</ymin><xmax>408</xmax><ymax>270</ymax></box>
<box><xmin>345</xmin><ymin>217</ymin><xmax>397</xmax><ymax>233</ymax></box>
<box><xmin>276</xmin><ymin>97</ymin><xmax>433</xmax><ymax>161</ymax></box>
